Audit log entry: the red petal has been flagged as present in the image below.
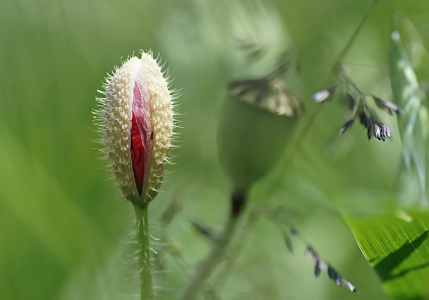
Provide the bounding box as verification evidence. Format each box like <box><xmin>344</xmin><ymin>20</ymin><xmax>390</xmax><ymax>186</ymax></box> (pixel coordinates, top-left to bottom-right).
<box><xmin>131</xmin><ymin>112</ymin><xmax>145</xmax><ymax>195</ymax></box>
<box><xmin>130</xmin><ymin>81</ymin><xmax>149</xmax><ymax>195</ymax></box>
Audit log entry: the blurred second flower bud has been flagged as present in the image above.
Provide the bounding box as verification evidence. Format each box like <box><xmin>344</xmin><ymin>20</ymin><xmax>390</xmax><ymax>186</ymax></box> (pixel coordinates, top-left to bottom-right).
<box><xmin>217</xmin><ymin>67</ymin><xmax>303</xmax><ymax>191</ymax></box>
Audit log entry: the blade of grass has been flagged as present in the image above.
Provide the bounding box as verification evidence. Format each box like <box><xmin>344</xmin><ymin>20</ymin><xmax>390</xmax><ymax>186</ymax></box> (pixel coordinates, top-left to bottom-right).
<box><xmin>0</xmin><ymin>128</ymin><xmax>107</xmax><ymax>268</ymax></box>
<box><xmin>389</xmin><ymin>11</ymin><xmax>429</xmax><ymax>207</ymax></box>
<box><xmin>346</xmin><ymin>211</ymin><xmax>429</xmax><ymax>299</ymax></box>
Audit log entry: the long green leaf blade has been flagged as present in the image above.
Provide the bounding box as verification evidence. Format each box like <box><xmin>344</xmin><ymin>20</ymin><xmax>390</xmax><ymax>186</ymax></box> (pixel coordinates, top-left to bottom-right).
<box><xmin>389</xmin><ymin>12</ymin><xmax>428</xmax><ymax>207</ymax></box>
<box><xmin>347</xmin><ymin>212</ymin><xmax>429</xmax><ymax>299</ymax></box>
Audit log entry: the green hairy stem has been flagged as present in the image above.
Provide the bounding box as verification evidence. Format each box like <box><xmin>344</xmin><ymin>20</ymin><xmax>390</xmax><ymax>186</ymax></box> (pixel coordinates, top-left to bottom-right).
<box><xmin>134</xmin><ymin>205</ymin><xmax>153</xmax><ymax>300</ymax></box>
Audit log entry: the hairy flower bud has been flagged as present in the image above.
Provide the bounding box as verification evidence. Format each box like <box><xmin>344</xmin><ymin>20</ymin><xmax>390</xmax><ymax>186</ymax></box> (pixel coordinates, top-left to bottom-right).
<box><xmin>96</xmin><ymin>51</ymin><xmax>175</xmax><ymax>207</ymax></box>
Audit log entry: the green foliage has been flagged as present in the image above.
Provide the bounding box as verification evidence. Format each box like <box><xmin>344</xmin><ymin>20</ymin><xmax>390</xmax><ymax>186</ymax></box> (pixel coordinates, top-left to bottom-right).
<box><xmin>347</xmin><ymin>212</ymin><xmax>429</xmax><ymax>299</ymax></box>
<box><xmin>343</xmin><ymin>11</ymin><xmax>429</xmax><ymax>300</ymax></box>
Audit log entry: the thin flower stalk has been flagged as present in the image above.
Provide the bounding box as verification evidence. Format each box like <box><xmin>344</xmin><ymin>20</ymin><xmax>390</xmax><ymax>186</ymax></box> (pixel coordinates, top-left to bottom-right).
<box><xmin>95</xmin><ymin>51</ymin><xmax>177</xmax><ymax>300</ymax></box>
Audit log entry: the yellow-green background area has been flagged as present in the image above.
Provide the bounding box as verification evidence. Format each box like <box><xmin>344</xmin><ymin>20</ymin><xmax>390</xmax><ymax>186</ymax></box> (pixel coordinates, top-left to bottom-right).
<box><xmin>1</xmin><ymin>0</ymin><xmax>428</xmax><ymax>299</ymax></box>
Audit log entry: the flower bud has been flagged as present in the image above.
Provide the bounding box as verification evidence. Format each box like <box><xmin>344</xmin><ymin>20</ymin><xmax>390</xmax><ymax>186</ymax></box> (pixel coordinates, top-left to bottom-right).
<box><xmin>96</xmin><ymin>52</ymin><xmax>175</xmax><ymax>207</ymax></box>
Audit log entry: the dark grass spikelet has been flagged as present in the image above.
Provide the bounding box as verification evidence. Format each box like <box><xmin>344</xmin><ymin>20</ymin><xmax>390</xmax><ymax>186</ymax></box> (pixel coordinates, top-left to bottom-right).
<box><xmin>267</xmin><ymin>208</ymin><xmax>358</xmax><ymax>294</ymax></box>
<box><xmin>372</xmin><ymin>95</ymin><xmax>404</xmax><ymax>115</ymax></box>
<box><xmin>283</xmin><ymin>232</ymin><xmax>294</xmax><ymax>254</ymax></box>
<box><xmin>189</xmin><ymin>219</ymin><xmax>218</xmax><ymax>242</ymax></box>
<box><xmin>374</xmin><ymin>123</ymin><xmax>391</xmax><ymax>141</ymax></box>
<box><xmin>346</xmin><ymin>92</ymin><xmax>356</xmax><ymax>110</ymax></box>
<box><xmin>339</xmin><ymin>118</ymin><xmax>356</xmax><ymax>134</ymax></box>
<box><xmin>290</xmin><ymin>227</ymin><xmax>299</xmax><ymax>237</ymax></box>
<box><xmin>358</xmin><ymin>110</ymin><xmax>392</xmax><ymax>141</ymax></box>
<box><xmin>312</xmin><ymin>85</ymin><xmax>337</xmax><ymax>103</ymax></box>
<box><xmin>314</xmin><ymin>260</ymin><xmax>322</xmax><ymax>277</ymax></box>
<box><xmin>313</xmin><ymin>66</ymin><xmax>403</xmax><ymax>142</ymax></box>
<box><xmin>306</xmin><ymin>247</ymin><xmax>358</xmax><ymax>293</ymax></box>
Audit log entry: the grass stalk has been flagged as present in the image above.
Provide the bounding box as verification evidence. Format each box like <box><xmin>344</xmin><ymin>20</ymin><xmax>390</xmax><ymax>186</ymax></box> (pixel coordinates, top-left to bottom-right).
<box><xmin>179</xmin><ymin>192</ymin><xmax>245</xmax><ymax>300</ymax></box>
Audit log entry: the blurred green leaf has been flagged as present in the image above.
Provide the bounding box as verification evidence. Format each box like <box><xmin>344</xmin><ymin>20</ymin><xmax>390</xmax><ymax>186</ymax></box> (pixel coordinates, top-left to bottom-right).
<box><xmin>0</xmin><ymin>129</ymin><xmax>108</xmax><ymax>267</ymax></box>
<box><xmin>389</xmin><ymin>11</ymin><xmax>428</xmax><ymax>207</ymax></box>
<box><xmin>390</xmin><ymin>12</ymin><xmax>429</xmax><ymax>83</ymax></box>
<box><xmin>347</xmin><ymin>211</ymin><xmax>429</xmax><ymax>299</ymax></box>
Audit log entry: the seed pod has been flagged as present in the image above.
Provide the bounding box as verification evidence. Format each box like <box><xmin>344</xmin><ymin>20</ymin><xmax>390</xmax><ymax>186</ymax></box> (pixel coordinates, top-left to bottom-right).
<box><xmin>96</xmin><ymin>52</ymin><xmax>175</xmax><ymax>207</ymax></box>
<box><xmin>217</xmin><ymin>76</ymin><xmax>302</xmax><ymax>191</ymax></box>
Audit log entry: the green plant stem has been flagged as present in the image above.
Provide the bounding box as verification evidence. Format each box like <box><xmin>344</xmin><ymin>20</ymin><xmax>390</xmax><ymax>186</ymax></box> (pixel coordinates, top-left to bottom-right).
<box><xmin>211</xmin><ymin>208</ymin><xmax>261</xmax><ymax>290</ymax></box>
<box><xmin>134</xmin><ymin>205</ymin><xmax>153</xmax><ymax>300</ymax></box>
<box><xmin>179</xmin><ymin>211</ymin><xmax>240</xmax><ymax>300</ymax></box>
<box><xmin>335</xmin><ymin>0</ymin><xmax>379</xmax><ymax>65</ymax></box>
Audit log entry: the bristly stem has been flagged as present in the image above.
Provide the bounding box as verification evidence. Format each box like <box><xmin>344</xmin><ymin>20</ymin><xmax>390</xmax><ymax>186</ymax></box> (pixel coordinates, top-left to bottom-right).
<box><xmin>179</xmin><ymin>191</ymin><xmax>246</xmax><ymax>300</ymax></box>
<box><xmin>134</xmin><ymin>205</ymin><xmax>153</xmax><ymax>300</ymax></box>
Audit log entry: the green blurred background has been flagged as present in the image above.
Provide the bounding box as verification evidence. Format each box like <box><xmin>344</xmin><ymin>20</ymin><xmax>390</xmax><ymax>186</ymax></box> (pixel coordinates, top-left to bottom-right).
<box><xmin>1</xmin><ymin>0</ymin><xmax>428</xmax><ymax>299</ymax></box>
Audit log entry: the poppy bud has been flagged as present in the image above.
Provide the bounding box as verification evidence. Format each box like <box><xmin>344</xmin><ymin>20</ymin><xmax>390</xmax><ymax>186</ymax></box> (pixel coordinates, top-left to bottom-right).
<box><xmin>97</xmin><ymin>52</ymin><xmax>175</xmax><ymax>207</ymax></box>
<box><xmin>217</xmin><ymin>74</ymin><xmax>302</xmax><ymax>191</ymax></box>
